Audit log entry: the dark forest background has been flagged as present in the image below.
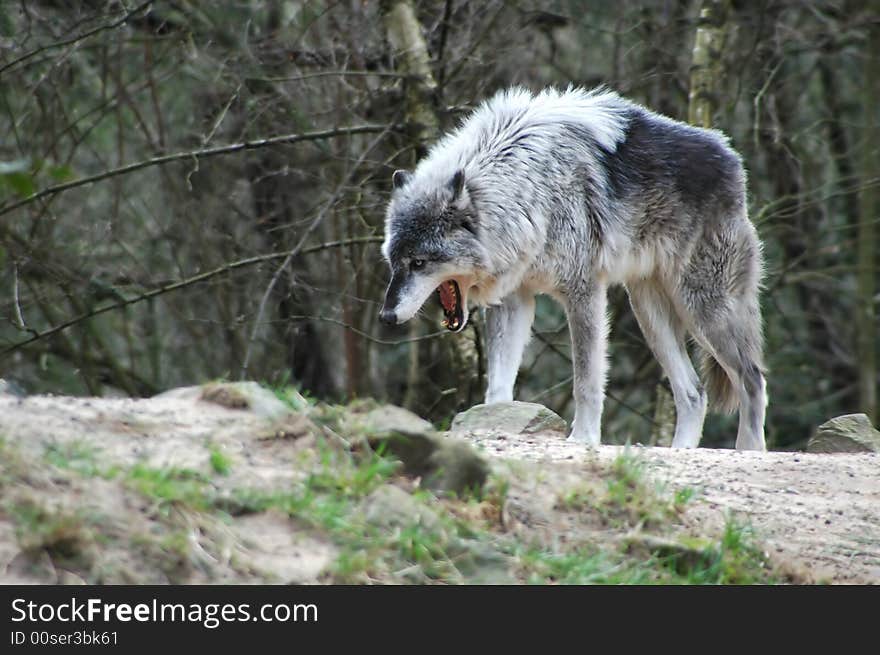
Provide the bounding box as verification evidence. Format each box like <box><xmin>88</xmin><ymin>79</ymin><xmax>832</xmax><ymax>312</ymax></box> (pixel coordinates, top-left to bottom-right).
<box><xmin>1</xmin><ymin>0</ymin><xmax>877</xmax><ymax>450</ymax></box>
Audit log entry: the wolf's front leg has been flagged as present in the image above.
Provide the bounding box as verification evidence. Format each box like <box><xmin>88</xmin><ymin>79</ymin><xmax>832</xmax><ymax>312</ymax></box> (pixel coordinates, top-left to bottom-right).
<box><xmin>564</xmin><ymin>283</ymin><xmax>609</xmax><ymax>446</ymax></box>
<box><xmin>484</xmin><ymin>289</ymin><xmax>535</xmax><ymax>404</ymax></box>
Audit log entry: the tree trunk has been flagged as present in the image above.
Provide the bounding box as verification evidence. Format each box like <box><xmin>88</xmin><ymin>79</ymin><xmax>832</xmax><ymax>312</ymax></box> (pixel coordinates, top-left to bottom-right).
<box><xmin>380</xmin><ymin>0</ymin><xmax>439</xmax><ymax>157</ymax></box>
<box><xmin>380</xmin><ymin>0</ymin><xmax>479</xmax><ymax>419</ymax></box>
<box><xmin>754</xmin><ymin>7</ymin><xmax>853</xmax><ymax>407</ymax></box>
<box><xmin>657</xmin><ymin>0</ymin><xmax>732</xmax><ymax>445</ymax></box>
<box><xmin>688</xmin><ymin>0</ymin><xmax>731</xmax><ymax>128</ymax></box>
<box><xmin>857</xmin><ymin>7</ymin><xmax>878</xmax><ymax>422</ymax></box>
<box><xmin>244</xmin><ymin>7</ymin><xmax>334</xmax><ymax>396</ymax></box>
<box><xmin>650</xmin><ymin>383</ymin><xmax>675</xmax><ymax>447</ymax></box>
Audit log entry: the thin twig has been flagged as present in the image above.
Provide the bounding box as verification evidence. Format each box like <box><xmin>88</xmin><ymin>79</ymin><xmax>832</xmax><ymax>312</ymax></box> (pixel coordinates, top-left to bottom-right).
<box><xmin>0</xmin><ymin>1</ymin><xmax>154</xmax><ymax>76</ymax></box>
<box><xmin>250</xmin><ymin>71</ymin><xmax>410</xmax><ymax>83</ymax></box>
<box><xmin>12</xmin><ymin>262</ymin><xmax>35</xmax><ymax>335</ymax></box>
<box><xmin>285</xmin><ymin>315</ymin><xmax>448</xmax><ymax>346</ymax></box>
<box><xmin>530</xmin><ymin>330</ymin><xmax>658</xmax><ymax>425</ymax></box>
<box><xmin>239</xmin><ymin>124</ymin><xmax>394</xmax><ymax>378</ymax></box>
<box><xmin>0</xmin><ymin>237</ymin><xmax>384</xmax><ymax>359</ymax></box>
<box><xmin>0</xmin><ymin>123</ymin><xmax>398</xmax><ymax>217</ymax></box>
<box><xmin>201</xmin><ymin>83</ymin><xmax>242</xmax><ymax>146</ymax></box>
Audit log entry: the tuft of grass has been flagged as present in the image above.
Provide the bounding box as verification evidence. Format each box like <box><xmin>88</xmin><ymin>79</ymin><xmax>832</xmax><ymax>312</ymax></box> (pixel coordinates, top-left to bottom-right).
<box><xmin>6</xmin><ymin>498</ymin><xmax>94</xmax><ymax>565</ymax></box>
<box><xmin>557</xmin><ymin>486</ymin><xmax>598</xmax><ymax>511</ymax></box>
<box><xmin>208</xmin><ymin>447</ymin><xmax>232</xmax><ymax>476</ymax></box>
<box><xmin>126</xmin><ymin>465</ymin><xmax>212</xmax><ymax>512</ymax></box>
<box><xmin>557</xmin><ymin>452</ymin><xmax>678</xmax><ymax>528</ymax></box>
<box><xmin>518</xmin><ymin>517</ymin><xmax>775</xmax><ymax>585</ymax></box>
<box><xmin>433</xmin><ymin>415</ymin><xmax>453</xmax><ymax>432</ymax></box>
<box><xmin>602</xmin><ymin>452</ymin><xmax>677</xmax><ymax>528</ymax></box>
<box><xmin>271</xmin><ymin>386</ymin><xmax>314</xmax><ymax>412</ymax></box>
<box><xmin>227</xmin><ymin>439</ymin><xmax>489</xmax><ymax>583</ymax></box>
<box><xmin>260</xmin><ymin>372</ymin><xmax>316</xmax><ymax>412</ymax></box>
<box><xmin>305</xmin><ymin>444</ymin><xmax>400</xmax><ymax>499</ymax></box>
<box><xmin>706</xmin><ymin>517</ymin><xmax>773</xmax><ymax>584</ymax></box>
<box><xmin>329</xmin><ymin>547</ymin><xmax>374</xmax><ymax>583</ymax></box>
<box><xmin>673</xmin><ymin>486</ymin><xmax>696</xmax><ymax>509</ymax></box>
<box><xmin>517</xmin><ymin>547</ymin><xmax>641</xmax><ymax>584</ymax></box>
<box><xmin>130</xmin><ymin>529</ymin><xmax>193</xmax><ymax>582</ymax></box>
<box><xmin>44</xmin><ymin>441</ymin><xmax>101</xmax><ymax>477</ymax></box>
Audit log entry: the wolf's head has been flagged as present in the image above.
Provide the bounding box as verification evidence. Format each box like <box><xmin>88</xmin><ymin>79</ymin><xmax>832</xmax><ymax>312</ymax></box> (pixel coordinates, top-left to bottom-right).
<box><xmin>380</xmin><ymin>168</ymin><xmax>487</xmax><ymax>333</ymax></box>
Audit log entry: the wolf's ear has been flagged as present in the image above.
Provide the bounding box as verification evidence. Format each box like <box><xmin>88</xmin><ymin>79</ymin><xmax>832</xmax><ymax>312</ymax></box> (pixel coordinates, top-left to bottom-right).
<box><xmin>449</xmin><ymin>169</ymin><xmax>466</xmax><ymax>200</ymax></box>
<box><xmin>392</xmin><ymin>169</ymin><xmax>412</xmax><ymax>190</ymax></box>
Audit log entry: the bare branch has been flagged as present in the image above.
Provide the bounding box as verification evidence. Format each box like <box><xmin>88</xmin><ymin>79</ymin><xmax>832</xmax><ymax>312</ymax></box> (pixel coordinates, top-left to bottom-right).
<box><xmin>0</xmin><ymin>1</ymin><xmax>154</xmax><ymax>76</ymax></box>
<box><xmin>530</xmin><ymin>330</ymin><xmax>658</xmax><ymax>426</ymax></box>
<box><xmin>0</xmin><ymin>123</ymin><xmax>398</xmax><ymax>217</ymax></box>
<box><xmin>239</xmin><ymin>124</ymin><xmax>395</xmax><ymax>377</ymax></box>
<box><xmin>286</xmin><ymin>315</ymin><xmax>448</xmax><ymax>346</ymax></box>
<box><xmin>250</xmin><ymin>71</ymin><xmax>410</xmax><ymax>83</ymax></box>
<box><xmin>0</xmin><ymin>237</ymin><xmax>383</xmax><ymax>359</ymax></box>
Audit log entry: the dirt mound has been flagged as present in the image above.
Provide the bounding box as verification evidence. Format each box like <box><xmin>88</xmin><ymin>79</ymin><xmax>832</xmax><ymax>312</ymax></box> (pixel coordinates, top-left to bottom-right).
<box><xmin>457</xmin><ymin>429</ymin><xmax>880</xmax><ymax>583</ymax></box>
<box><xmin>1</xmin><ymin>386</ymin><xmax>876</xmax><ymax>584</ymax></box>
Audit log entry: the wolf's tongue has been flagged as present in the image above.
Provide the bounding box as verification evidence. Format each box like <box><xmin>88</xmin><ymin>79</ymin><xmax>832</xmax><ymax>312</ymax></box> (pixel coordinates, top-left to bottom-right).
<box><xmin>438</xmin><ymin>282</ymin><xmax>457</xmax><ymax>312</ymax></box>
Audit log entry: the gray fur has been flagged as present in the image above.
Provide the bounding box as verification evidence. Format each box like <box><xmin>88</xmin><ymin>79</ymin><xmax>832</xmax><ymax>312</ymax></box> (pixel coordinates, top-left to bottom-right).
<box><xmin>380</xmin><ymin>86</ymin><xmax>767</xmax><ymax>451</ymax></box>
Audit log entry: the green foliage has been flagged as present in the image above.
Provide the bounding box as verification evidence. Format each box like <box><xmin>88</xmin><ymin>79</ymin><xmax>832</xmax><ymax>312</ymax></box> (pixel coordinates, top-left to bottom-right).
<box><xmin>5</xmin><ymin>498</ymin><xmax>94</xmax><ymax>566</ymax></box>
<box><xmin>674</xmin><ymin>486</ymin><xmax>696</xmax><ymax>509</ymax></box>
<box><xmin>126</xmin><ymin>465</ymin><xmax>212</xmax><ymax>512</ymax></box>
<box><xmin>0</xmin><ymin>159</ymin><xmax>75</xmax><ymax>201</ymax></box>
<box><xmin>558</xmin><ymin>451</ymin><xmax>683</xmax><ymax>528</ymax></box>
<box><xmin>44</xmin><ymin>441</ymin><xmax>103</xmax><ymax>477</ymax></box>
<box><xmin>208</xmin><ymin>447</ymin><xmax>232</xmax><ymax>476</ymax></box>
<box><xmin>516</xmin><ymin>515</ymin><xmax>773</xmax><ymax>585</ymax></box>
<box><xmin>518</xmin><ymin>547</ymin><xmax>653</xmax><ymax>584</ymax></box>
<box><xmin>652</xmin><ymin>518</ymin><xmax>773</xmax><ymax>585</ymax></box>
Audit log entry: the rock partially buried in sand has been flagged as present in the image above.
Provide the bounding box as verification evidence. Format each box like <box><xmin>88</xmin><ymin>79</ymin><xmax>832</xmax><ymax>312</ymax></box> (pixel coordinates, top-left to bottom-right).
<box><xmin>450</xmin><ymin>401</ymin><xmax>568</xmax><ymax>436</ymax></box>
<box><xmin>326</xmin><ymin>402</ymin><xmax>489</xmax><ymax>495</ymax></box>
<box><xmin>361</xmin><ymin>485</ymin><xmax>442</xmax><ymax>531</ymax></box>
<box><xmin>360</xmin><ymin>404</ymin><xmax>434</xmax><ymax>435</ymax></box>
<box><xmin>366</xmin><ymin>429</ymin><xmax>489</xmax><ymax>496</ymax></box>
<box><xmin>807</xmin><ymin>413</ymin><xmax>880</xmax><ymax>453</ymax></box>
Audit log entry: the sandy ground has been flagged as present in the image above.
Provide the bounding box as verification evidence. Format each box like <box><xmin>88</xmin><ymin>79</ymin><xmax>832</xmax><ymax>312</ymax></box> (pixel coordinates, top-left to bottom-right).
<box><xmin>0</xmin><ymin>391</ymin><xmax>334</xmax><ymax>584</ymax></box>
<box><xmin>1</xmin><ymin>390</ymin><xmax>877</xmax><ymax>584</ymax></box>
<box><xmin>459</xmin><ymin>429</ymin><xmax>880</xmax><ymax>584</ymax></box>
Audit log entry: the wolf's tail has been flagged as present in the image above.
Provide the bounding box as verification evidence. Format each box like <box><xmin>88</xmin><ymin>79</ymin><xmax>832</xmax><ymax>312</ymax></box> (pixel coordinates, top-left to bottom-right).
<box><xmin>699</xmin><ymin>351</ymin><xmax>739</xmax><ymax>414</ymax></box>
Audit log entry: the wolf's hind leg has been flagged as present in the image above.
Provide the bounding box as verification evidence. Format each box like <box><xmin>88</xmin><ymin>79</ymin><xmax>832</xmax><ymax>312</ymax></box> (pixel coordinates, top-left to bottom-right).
<box><xmin>628</xmin><ymin>281</ymin><xmax>707</xmax><ymax>448</ymax></box>
<box><xmin>484</xmin><ymin>289</ymin><xmax>535</xmax><ymax>404</ymax></box>
<box><xmin>691</xmin><ymin>307</ymin><xmax>767</xmax><ymax>451</ymax></box>
<box><xmin>679</xmin><ymin>224</ymin><xmax>767</xmax><ymax>451</ymax></box>
<box><xmin>563</xmin><ymin>282</ymin><xmax>608</xmax><ymax>446</ymax></box>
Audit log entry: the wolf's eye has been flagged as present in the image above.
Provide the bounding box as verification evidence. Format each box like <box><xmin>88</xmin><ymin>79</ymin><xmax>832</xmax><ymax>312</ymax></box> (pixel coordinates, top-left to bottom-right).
<box><xmin>411</xmin><ymin>259</ymin><xmax>426</xmax><ymax>270</ymax></box>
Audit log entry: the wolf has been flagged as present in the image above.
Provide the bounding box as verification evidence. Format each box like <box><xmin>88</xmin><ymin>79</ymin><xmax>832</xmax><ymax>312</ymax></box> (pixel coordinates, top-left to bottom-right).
<box><xmin>379</xmin><ymin>86</ymin><xmax>767</xmax><ymax>450</ymax></box>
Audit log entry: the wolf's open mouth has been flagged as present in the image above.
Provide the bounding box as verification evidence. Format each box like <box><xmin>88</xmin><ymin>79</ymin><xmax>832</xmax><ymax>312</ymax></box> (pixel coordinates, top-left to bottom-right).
<box><xmin>437</xmin><ymin>280</ymin><xmax>464</xmax><ymax>331</ymax></box>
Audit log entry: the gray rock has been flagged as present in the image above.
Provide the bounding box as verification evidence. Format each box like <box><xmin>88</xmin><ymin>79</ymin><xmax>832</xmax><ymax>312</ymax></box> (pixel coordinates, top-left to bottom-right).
<box><xmin>807</xmin><ymin>414</ymin><xmax>880</xmax><ymax>453</ymax></box>
<box><xmin>450</xmin><ymin>401</ymin><xmax>568</xmax><ymax>436</ymax></box>
<box><xmin>361</xmin><ymin>485</ymin><xmax>442</xmax><ymax>531</ymax></box>
<box><xmin>360</xmin><ymin>405</ymin><xmax>434</xmax><ymax>435</ymax></box>
<box><xmin>451</xmin><ymin>541</ymin><xmax>516</xmax><ymax>584</ymax></box>
<box><xmin>366</xmin><ymin>429</ymin><xmax>489</xmax><ymax>496</ymax></box>
<box><xmin>424</xmin><ymin>438</ymin><xmax>490</xmax><ymax>497</ymax></box>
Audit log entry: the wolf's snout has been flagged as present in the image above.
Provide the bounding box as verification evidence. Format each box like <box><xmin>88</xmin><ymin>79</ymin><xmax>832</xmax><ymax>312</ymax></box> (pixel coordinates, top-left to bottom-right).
<box><xmin>379</xmin><ymin>308</ymin><xmax>397</xmax><ymax>325</ymax></box>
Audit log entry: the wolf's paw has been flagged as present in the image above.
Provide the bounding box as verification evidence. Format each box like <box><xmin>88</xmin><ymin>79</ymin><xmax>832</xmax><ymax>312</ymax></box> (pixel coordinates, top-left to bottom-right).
<box><xmin>566</xmin><ymin>430</ymin><xmax>600</xmax><ymax>447</ymax></box>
